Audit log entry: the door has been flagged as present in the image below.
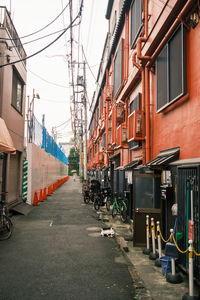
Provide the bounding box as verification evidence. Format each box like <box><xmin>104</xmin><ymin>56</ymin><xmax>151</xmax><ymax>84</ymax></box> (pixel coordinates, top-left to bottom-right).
<box><xmin>133</xmin><ymin>173</ymin><xmax>161</xmax><ymax>247</ymax></box>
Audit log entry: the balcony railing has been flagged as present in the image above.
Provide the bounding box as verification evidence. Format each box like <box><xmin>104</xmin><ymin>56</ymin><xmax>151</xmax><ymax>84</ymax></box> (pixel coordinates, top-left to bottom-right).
<box><xmin>0</xmin><ymin>6</ymin><xmax>26</xmax><ymax>63</ymax></box>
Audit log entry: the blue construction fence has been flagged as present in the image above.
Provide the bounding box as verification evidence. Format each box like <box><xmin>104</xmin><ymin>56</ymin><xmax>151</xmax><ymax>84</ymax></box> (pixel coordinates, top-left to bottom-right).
<box><xmin>30</xmin><ymin>115</ymin><xmax>68</xmax><ymax>166</ymax></box>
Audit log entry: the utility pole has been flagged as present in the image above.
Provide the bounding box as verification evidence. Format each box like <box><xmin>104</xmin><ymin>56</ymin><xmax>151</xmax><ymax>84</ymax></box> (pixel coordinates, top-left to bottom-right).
<box><xmin>83</xmin><ymin>61</ymin><xmax>87</xmax><ymax>180</ymax></box>
<box><xmin>79</xmin><ymin>109</ymin><xmax>83</xmax><ymax>177</ymax></box>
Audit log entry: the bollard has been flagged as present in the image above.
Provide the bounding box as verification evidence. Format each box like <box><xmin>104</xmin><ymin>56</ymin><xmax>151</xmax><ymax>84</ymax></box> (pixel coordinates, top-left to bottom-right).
<box><xmin>155</xmin><ymin>221</ymin><xmax>162</xmax><ymax>267</ymax></box>
<box><xmin>182</xmin><ymin>240</ymin><xmax>200</xmax><ymax>300</ymax></box>
<box><xmin>143</xmin><ymin>215</ymin><xmax>151</xmax><ymax>255</ymax></box>
<box><xmin>166</xmin><ymin>229</ymin><xmax>182</xmax><ymax>284</ymax></box>
<box><xmin>149</xmin><ymin>218</ymin><xmax>158</xmax><ymax>260</ymax></box>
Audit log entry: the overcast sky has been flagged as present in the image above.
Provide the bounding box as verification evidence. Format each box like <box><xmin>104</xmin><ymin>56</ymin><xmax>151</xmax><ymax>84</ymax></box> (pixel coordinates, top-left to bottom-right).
<box><xmin>1</xmin><ymin>0</ymin><xmax>108</xmax><ymax>141</ymax></box>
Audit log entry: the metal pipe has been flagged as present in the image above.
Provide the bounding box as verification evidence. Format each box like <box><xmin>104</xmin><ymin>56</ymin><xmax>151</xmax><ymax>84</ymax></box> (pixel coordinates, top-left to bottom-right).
<box><xmin>188</xmin><ymin>240</ymin><xmax>194</xmax><ymax>296</ymax></box>
<box><xmin>157</xmin><ymin>221</ymin><xmax>162</xmax><ymax>258</ymax></box>
<box><xmin>146</xmin><ymin>215</ymin><xmax>150</xmax><ymax>250</ymax></box>
<box><xmin>145</xmin><ymin>66</ymin><xmax>150</xmax><ymax>163</ymax></box>
<box><xmin>151</xmin><ymin>218</ymin><xmax>156</xmax><ymax>254</ymax></box>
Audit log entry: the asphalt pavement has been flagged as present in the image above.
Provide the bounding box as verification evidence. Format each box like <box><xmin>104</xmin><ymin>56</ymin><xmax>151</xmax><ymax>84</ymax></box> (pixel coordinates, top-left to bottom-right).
<box><xmin>0</xmin><ymin>178</ymin><xmax>135</xmax><ymax>300</ymax></box>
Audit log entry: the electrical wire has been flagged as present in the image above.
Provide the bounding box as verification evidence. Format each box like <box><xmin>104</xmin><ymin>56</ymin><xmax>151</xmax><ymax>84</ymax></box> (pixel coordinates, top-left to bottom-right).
<box><xmin>0</xmin><ymin>1</ymin><xmax>83</xmax><ymax>69</ymax></box>
<box><xmin>85</xmin><ymin>0</ymin><xmax>95</xmax><ymax>56</ymax></box>
<box><xmin>10</xmin><ymin>28</ymin><xmax>69</xmax><ymax>48</ymax></box>
<box><xmin>54</xmin><ymin>118</ymin><xmax>71</xmax><ymax>128</ymax></box>
<box><xmin>1</xmin><ymin>1</ymin><xmax>70</xmax><ymax>41</ymax></box>
<box><xmin>28</xmin><ymin>69</ymin><xmax>69</xmax><ymax>88</ymax></box>
<box><xmin>82</xmin><ymin>45</ymin><xmax>99</xmax><ymax>85</ymax></box>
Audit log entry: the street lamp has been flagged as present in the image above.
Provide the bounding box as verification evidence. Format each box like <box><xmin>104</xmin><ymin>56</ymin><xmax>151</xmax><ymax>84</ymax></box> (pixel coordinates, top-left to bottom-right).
<box><xmin>27</xmin><ymin>89</ymin><xmax>40</xmax><ymax>143</ymax></box>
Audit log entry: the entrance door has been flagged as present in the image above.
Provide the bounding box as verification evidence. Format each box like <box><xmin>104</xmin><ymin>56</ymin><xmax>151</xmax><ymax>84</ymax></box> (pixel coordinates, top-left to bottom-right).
<box><xmin>133</xmin><ymin>173</ymin><xmax>161</xmax><ymax>246</ymax></box>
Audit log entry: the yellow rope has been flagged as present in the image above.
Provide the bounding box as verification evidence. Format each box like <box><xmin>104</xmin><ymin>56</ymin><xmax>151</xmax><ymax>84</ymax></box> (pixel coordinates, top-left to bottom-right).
<box><xmin>172</xmin><ymin>234</ymin><xmax>189</xmax><ymax>254</ymax></box>
<box><xmin>147</xmin><ymin>225</ymin><xmax>152</xmax><ymax>238</ymax></box>
<box><xmin>158</xmin><ymin>227</ymin><xmax>171</xmax><ymax>243</ymax></box>
<box><xmin>153</xmin><ymin>226</ymin><xmax>158</xmax><ymax>240</ymax></box>
<box><xmin>193</xmin><ymin>248</ymin><xmax>200</xmax><ymax>256</ymax></box>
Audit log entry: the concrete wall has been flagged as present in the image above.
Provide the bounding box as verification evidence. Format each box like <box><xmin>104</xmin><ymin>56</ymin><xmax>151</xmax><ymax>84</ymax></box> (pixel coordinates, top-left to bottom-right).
<box><xmin>27</xmin><ymin>143</ymin><xmax>68</xmax><ymax>205</ymax></box>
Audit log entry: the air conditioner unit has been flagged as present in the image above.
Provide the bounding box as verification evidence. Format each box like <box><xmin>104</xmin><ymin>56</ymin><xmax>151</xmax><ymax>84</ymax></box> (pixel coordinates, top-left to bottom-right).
<box><xmin>116</xmin><ymin>104</ymin><xmax>123</xmax><ymax>122</ymax></box>
<box><xmin>105</xmin><ymin>85</ymin><xmax>113</xmax><ymax>100</ymax></box>
<box><xmin>122</xmin><ymin>127</ymin><xmax>127</xmax><ymax>143</ymax></box>
<box><xmin>128</xmin><ymin>110</ymin><xmax>144</xmax><ymax>141</ymax></box>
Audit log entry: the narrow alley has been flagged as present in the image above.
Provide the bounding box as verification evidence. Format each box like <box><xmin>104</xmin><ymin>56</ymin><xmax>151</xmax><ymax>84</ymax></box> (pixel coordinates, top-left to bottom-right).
<box><xmin>0</xmin><ymin>178</ymin><xmax>134</xmax><ymax>300</ymax></box>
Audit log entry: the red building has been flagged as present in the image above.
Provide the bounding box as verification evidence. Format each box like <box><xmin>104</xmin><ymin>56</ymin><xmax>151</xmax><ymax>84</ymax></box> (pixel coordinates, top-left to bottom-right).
<box><xmin>87</xmin><ymin>0</ymin><xmax>200</xmax><ymax>281</ymax></box>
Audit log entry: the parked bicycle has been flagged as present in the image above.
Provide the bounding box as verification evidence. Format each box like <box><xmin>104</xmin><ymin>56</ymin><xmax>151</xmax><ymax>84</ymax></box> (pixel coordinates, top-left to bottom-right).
<box><xmin>0</xmin><ymin>192</ymin><xmax>13</xmax><ymax>240</ymax></box>
<box><xmin>111</xmin><ymin>192</ymin><xmax>128</xmax><ymax>223</ymax></box>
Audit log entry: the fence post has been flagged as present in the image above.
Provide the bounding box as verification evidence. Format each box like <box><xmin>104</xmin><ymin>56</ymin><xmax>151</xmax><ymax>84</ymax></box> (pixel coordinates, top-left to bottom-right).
<box><xmin>182</xmin><ymin>240</ymin><xmax>200</xmax><ymax>300</ymax></box>
<box><xmin>149</xmin><ymin>218</ymin><xmax>158</xmax><ymax>260</ymax></box>
<box><xmin>143</xmin><ymin>215</ymin><xmax>151</xmax><ymax>255</ymax></box>
<box><xmin>155</xmin><ymin>221</ymin><xmax>162</xmax><ymax>267</ymax></box>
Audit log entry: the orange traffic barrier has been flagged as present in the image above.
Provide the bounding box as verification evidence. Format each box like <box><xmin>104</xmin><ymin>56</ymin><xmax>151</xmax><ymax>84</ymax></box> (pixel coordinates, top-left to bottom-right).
<box><xmin>48</xmin><ymin>185</ymin><xmax>52</xmax><ymax>196</ymax></box>
<box><xmin>39</xmin><ymin>189</ymin><xmax>44</xmax><ymax>202</ymax></box>
<box><xmin>43</xmin><ymin>187</ymin><xmax>47</xmax><ymax>200</ymax></box>
<box><xmin>33</xmin><ymin>191</ymin><xmax>39</xmax><ymax>206</ymax></box>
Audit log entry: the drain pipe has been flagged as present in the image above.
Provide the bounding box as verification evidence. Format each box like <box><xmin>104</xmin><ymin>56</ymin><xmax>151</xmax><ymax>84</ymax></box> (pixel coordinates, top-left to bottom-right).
<box><xmin>145</xmin><ymin>66</ymin><xmax>150</xmax><ymax>163</ymax></box>
<box><xmin>137</xmin><ymin>0</ymin><xmax>150</xmax><ymax>61</ymax></box>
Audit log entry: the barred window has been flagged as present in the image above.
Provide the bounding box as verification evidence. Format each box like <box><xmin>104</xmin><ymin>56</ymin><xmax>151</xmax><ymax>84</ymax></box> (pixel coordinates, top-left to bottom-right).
<box><xmin>156</xmin><ymin>24</ymin><xmax>187</xmax><ymax>111</ymax></box>
<box><xmin>113</xmin><ymin>39</ymin><xmax>123</xmax><ymax>98</ymax></box>
<box><xmin>130</xmin><ymin>0</ymin><xmax>143</xmax><ymax>46</ymax></box>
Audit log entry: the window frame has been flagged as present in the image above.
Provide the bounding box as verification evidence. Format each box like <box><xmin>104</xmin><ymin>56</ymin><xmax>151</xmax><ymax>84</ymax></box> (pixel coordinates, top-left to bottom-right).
<box><xmin>130</xmin><ymin>0</ymin><xmax>143</xmax><ymax>48</ymax></box>
<box><xmin>11</xmin><ymin>66</ymin><xmax>24</xmax><ymax>114</ymax></box>
<box><xmin>156</xmin><ymin>24</ymin><xmax>187</xmax><ymax>112</ymax></box>
<box><xmin>113</xmin><ymin>38</ymin><xmax>124</xmax><ymax>99</ymax></box>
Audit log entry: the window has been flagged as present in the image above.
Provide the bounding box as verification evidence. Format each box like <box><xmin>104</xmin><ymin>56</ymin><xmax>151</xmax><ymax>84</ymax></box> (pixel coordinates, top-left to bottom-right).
<box><xmin>12</xmin><ymin>67</ymin><xmax>24</xmax><ymax>113</ymax></box>
<box><xmin>113</xmin><ymin>39</ymin><xmax>123</xmax><ymax>98</ymax></box>
<box><xmin>130</xmin><ymin>0</ymin><xmax>143</xmax><ymax>46</ymax></box>
<box><xmin>156</xmin><ymin>24</ymin><xmax>187</xmax><ymax>111</ymax></box>
<box><xmin>129</xmin><ymin>93</ymin><xmax>141</xmax><ymax>114</ymax></box>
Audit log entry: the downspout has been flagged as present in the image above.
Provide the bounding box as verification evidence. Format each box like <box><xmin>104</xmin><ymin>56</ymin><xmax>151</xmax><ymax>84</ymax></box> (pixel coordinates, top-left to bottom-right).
<box><xmin>137</xmin><ymin>0</ymin><xmax>151</xmax><ymax>61</ymax></box>
<box><xmin>145</xmin><ymin>66</ymin><xmax>150</xmax><ymax>163</ymax></box>
<box><xmin>141</xmin><ymin>69</ymin><xmax>146</xmax><ymax>163</ymax></box>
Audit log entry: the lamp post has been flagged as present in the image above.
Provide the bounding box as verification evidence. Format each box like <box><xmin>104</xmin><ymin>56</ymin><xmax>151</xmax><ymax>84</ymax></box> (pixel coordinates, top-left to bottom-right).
<box><xmin>27</xmin><ymin>89</ymin><xmax>40</xmax><ymax>143</ymax></box>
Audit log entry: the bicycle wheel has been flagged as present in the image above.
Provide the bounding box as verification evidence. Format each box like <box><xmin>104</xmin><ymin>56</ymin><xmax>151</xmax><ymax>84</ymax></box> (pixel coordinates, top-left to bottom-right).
<box><xmin>112</xmin><ymin>205</ymin><xmax>118</xmax><ymax>218</ymax></box>
<box><xmin>0</xmin><ymin>215</ymin><xmax>13</xmax><ymax>241</ymax></box>
<box><xmin>84</xmin><ymin>195</ymin><xmax>90</xmax><ymax>204</ymax></box>
<box><xmin>94</xmin><ymin>197</ymin><xmax>100</xmax><ymax>211</ymax></box>
<box><xmin>121</xmin><ymin>202</ymin><xmax>127</xmax><ymax>223</ymax></box>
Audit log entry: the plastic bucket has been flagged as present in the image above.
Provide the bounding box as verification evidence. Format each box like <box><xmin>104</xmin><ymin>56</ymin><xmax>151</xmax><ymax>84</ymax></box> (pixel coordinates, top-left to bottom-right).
<box><xmin>160</xmin><ymin>256</ymin><xmax>171</xmax><ymax>275</ymax></box>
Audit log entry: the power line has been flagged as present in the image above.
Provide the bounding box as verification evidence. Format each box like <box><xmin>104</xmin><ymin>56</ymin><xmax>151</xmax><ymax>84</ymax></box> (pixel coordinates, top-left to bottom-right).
<box><xmin>0</xmin><ymin>2</ymin><xmax>83</xmax><ymax>69</ymax></box>
<box><xmin>82</xmin><ymin>45</ymin><xmax>98</xmax><ymax>84</ymax></box>
<box><xmin>1</xmin><ymin>1</ymin><xmax>70</xmax><ymax>41</ymax></box>
<box><xmin>28</xmin><ymin>69</ymin><xmax>69</xmax><ymax>88</ymax></box>
<box><xmin>10</xmin><ymin>28</ymin><xmax>69</xmax><ymax>48</ymax></box>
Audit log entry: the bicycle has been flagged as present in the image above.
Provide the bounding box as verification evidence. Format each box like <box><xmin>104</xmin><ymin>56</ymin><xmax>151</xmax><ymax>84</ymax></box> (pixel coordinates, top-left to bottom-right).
<box><xmin>0</xmin><ymin>192</ymin><xmax>13</xmax><ymax>240</ymax></box>
<box><xmin>111</xmin><ymin>192</ymin><xmax>128</xmax><ymax>223</ymax></box>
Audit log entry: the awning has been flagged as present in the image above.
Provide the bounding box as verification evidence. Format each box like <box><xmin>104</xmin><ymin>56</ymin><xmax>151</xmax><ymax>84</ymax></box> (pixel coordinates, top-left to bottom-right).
<box><xmin>0</xmin><ymin>118</ymin><xmax>16</xmax><ymax>153</ymax></box>
<box><xmin>124</xmin><ymin>159</ymin><xmax>141</xmax><ymax>170</ymax></box>
<box><xmin>109</xmin><ymin>152</ymin><xmax>120</xmax><ymax>161</ymax></box>
<box><xmin>146</xmin><ymin>147</ymin><xmax>180</xmax><ymax>169</ymax></box>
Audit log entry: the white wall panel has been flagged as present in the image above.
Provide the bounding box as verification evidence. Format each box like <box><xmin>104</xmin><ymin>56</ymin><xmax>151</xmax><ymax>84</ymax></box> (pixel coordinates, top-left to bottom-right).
<box><xmin>27</xmin><ymin>143</ymin><xmax>68</xmax><ymax>205</ymax></box>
